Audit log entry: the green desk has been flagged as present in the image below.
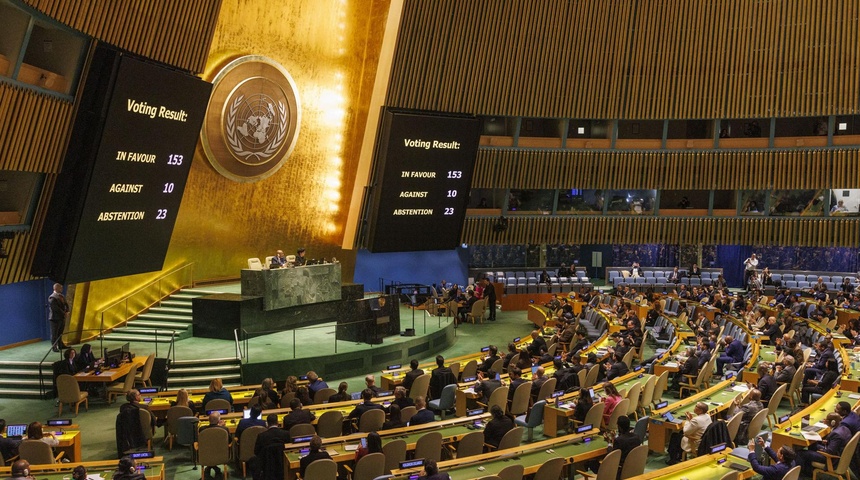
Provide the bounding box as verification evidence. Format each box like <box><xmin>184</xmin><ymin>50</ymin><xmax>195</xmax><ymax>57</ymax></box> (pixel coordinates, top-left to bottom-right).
<box><xmin>284</xmin><ymin>414</ymin><xmax>489</xmax><ymax>478</ymax></box>
<box><xmin>649</xmin><ymin>381</ymin><xmax>742</xmax><ymax>453</ymax></box>
<box><xmin>771</xmin><ymin>389</ymin><xmax>856</xmax><ymax>452</ymax></box>
<box><xmin>638</xmin><ymin>451</ymin><xmax>754</xmax><ymax>480</ymax></box>
<box><xmin>742</xmin><ymin>344</ymin><xmax>776</xmax><ymax>384</ymax></box>
<box><xmin>391</xmin><ymin>434</ymin><xmax>608</xmax><ymax>479</ymax></box>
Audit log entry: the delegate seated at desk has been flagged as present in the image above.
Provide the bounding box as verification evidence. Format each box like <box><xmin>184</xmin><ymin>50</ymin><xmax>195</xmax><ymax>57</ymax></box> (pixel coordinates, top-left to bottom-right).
<box><xmin>270</xmin><ymin>250</ymin><xmax>287</xmax><ymax>268</ymax></box>
<box><xmin>294</xmin><ymin>248</ymin><xmax>307</xmax><ymax>266</ymax></box>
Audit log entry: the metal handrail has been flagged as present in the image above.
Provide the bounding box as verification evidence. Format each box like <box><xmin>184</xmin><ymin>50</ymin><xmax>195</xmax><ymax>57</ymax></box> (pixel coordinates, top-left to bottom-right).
<box><xmin>96</xmin><ymin>263</ymin><xmax>195</xmax><ymax>343</ymax></box>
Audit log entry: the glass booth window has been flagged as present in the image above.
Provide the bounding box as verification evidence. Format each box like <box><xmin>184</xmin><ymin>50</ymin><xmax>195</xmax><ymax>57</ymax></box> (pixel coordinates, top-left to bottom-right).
<box><xmin>606</xmin><ymin>190</ymin><xmax>656</xmax><ymax>215</ymax></box>
<box><xmin>468</xmin><ymin>189</ymin><xmax>506</xmax><ymax>209</ymax></box>
<box><xmin>556</xmin><ymin>189</ymin><xmax>604</xmax><ymax>214</ymax></box>
<box><xmin>739</xmin><ymin>191</ymin><xmax>766</xmax><ymax>216</ymax></box>
<box><xmin>712</xmin><ymin>190</ymin><xmax>737</xmax><ymax>216</ymax></box>
<box><xmin>769</xmin><ymin>190</ymin><xmax>826</xmax><ymax>216</ymax></box>
<box><xmin>508</xmin><ymin>189</ymin><xmax>555</xmax><ymax>214</ymax></box>
<box><xmin>830</xmin><ymin>189</ymin><xmax>860</xmax><ymax>216</ymax></box>
<box><xmin>659</xmin><ymin>190</ymin><xmax>709</xmax><ymax>214</ymax></box>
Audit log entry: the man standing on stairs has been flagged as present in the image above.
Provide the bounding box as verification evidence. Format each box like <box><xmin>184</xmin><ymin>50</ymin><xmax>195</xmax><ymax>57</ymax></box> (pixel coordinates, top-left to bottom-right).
<box><xmin>48</xmin><ymin>283</ymin><xmax>69</xmax><ymax>351</ymax></box>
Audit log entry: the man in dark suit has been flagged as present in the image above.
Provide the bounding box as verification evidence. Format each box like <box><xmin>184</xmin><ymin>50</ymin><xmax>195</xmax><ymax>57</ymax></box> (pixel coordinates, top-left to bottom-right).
<box><xmin>429</xmin><ymin>356</ymin><xmax>457</xmax><ymax>400</ymax></box>
<box><xmin>254</xmin><ymin>413</ymin><xmax>290</xmax><ymax>456</ymax></box>
<box><xmin>804</xmin><ymin>340</ymin><xmax>835</xmax><ymax>382</ymax></box>
<box><xmin>282</xmin><ymin>399</ymin><xmax>316</xmax><ymax>431</ymax></box>
<box><xmin>408</xmin><ymin>396</ymin><xmax>435</xmax><ymax>426</ymax></box>
<box><xmin>402</xmin><ymin>359</ymin><xmax>424</xmax><ymax>393</ymax></box>
<box><xmin>477</xmin><ymin>346</ymin><xmax>500</xmax><ymax>374</ymax></box>
<box><xmin>588</xmin><ymin>415</ymin><xmax>641</xmax><ymax>475</ymax></box>
<box><xmin>236</xmin><ymin>405</ymin><xmax>266</xmax><ymax>441</ymax></box>
<box><xmin>606</xmin><ymin>352</ymin><xmax>629</xmax><ymax>381</ymax></box>
<box><xmin>298</xmin><ymin>436</ymin><xmax>331</xmax><ymax>478</ymax></box>
<box><xmin>774</xmin><ymin>356</ymin><xmax>796</xmax><ymax>383</ymax></box>
<box><xmin>507</xmin><ymin>367</ymin><xmax>526</xmax><ymax>402</ymax></box>
<box><xmin>716</xmin><ymin>335</ymin><xmax>744</xmax><ymax>376</ymax></box>
<box><xmin>347</xmin><ymin>389</ymin><xmax>384</xmax><ymax>422</ymax></box>
<box><xmin>474</xmin><ymin>369</ymin><xmax>502</xmax><ymax>403</ymax></box>
<box><xmin>671</xmin><ymin>347</ymin><xmax>699</xmax><ymax>392</ymax></box>
<box><xmin>482</xmin><ymin>277</ymin><xmax>496</xmax><ymax>321</ymax></box>
<box><xmin>748</xmin><ymin>436</ymin><xmax>796</xmax><ymax>480</ymax></box>
<box><xmin>48</xmin><ymin>283</ymin><xmax>69</xmax><ymax>351</ymax></box>
<box><xmin>526</xmin><ymin>330</ymin><xmax>547</xmax><ymax>358</ymax></box>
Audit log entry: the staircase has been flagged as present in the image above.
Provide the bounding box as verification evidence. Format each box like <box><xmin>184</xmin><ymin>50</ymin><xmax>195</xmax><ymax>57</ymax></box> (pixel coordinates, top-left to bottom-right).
<box><xmin>168</xmin><ymin>357</ymin><xmax>242</xmax><ymax>390</ymax></box>
<box><xmin>101</xmin><ymin>288</ymin><xmax>222</xmax><ymax>344</ymax></box>
<box><xmin>0</xmin><ymin>361</ymin><xmax>50</xmax><ymax>398</ymax></box>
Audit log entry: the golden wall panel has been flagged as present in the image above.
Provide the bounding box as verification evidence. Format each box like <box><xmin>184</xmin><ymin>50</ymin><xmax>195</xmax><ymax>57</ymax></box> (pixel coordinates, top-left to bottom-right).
<box><xmin>73</xmin><ymin>0</ymin><xmax>392</xmax><ymax>333</ymax></box>
<box><xmin>463</xmin><ymin>216</ymin><xmax>860</xmax><ymax>248</ymax></box>
<box><xmin>472</xmin><ymin>148</ymin><xmax>860</xmax><ymax>190</ymax></box>
<box><xmin>23</xmin><ymin>0</ymin><xmax>222</xmax><ymax>72</ymax></box>
<box><xmin>387</xmin><ymin>0</ymin><xmax>860</xmax><ymax>119</ymax></box>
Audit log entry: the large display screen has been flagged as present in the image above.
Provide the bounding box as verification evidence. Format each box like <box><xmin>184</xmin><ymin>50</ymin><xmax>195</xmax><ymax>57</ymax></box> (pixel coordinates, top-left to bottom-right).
<box><xmin>365</xmin><ymin>109</ymin><xmax>480</xmax><ymax>252</ymax></box>
<box><xmin>33</xmin><ymin>50</ymin><xmax>211</xmax><ymax>283</ymax></box>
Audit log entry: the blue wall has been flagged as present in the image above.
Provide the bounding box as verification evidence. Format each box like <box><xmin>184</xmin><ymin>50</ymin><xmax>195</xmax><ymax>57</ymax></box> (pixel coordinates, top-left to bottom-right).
<box><xmin>0</xmin><ymin>279</ymin><xmax>51</xmax><ymax>347</ymax></box>
<box><xmin>353</xmin><ymin>248</ymin><xmax>471</xmax><ymax>292</ymax></box>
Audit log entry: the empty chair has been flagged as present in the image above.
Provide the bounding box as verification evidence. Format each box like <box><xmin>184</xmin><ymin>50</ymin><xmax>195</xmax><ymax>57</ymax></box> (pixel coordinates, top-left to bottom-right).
<box><xmin>766</xmin><ymin>383</ymin><xmax>787</xmax><ymax>429</ymax></box>
<box><xmin>106</xmin><ymin>367</ymin><xmax>139</xmax><ymax>404</ymax></box>
<box><xmin>382</xmin><ymin>439</ymin><xmax>406</xmax><ymax>474</ymax></box>
<box><xmin>515</xmin><ymin>400</ymin><xmax>546</xmax><ymax>441</ymax></box>
<box><xmin>313</xmin><ymin>388</ymin><xmax>337</xmax><ymax>404</ymax></box>
<box><xmin>454</xmin><ymin>430</ymin><xmax>484</xmax><ymax>458</ymax></box>
<box><xmin>316</xmin><ymin>410</ymin><xmax>344</xmax><ymax>438</ymax></box>
<box><xmin>204</xmin><ymin>398</ymin><xmax>232</xmax><ymax>413</ymax></box>
<box><xmin>247</xmin><ymin>258</ymin><xmax>263</xmax><ymax>270</ymax></box>
<box><xmin>399</xmin><ymin>406</ymin><xmax>417</xmax><ymax>424</ymax></box>
<box><xmin>358</xmin><ymin>409</ymin><xmax>385</xmax><ymax>433</ymax></box>
<box><xmin>428</xmin><ymin>384</ymin><xmax>457</xmax><ymax>419</ymax></box>
<box><xmin>495</xmin><ymin>426</ymin><xmax>524</xmax><ymax>450</ymax></box>
<box><xmin>290</xmin><ymin>423</ymin><xmax>316</xmax><ymax>438</ymax></box>
<box><xmin>460</xmin><ymin>359</ymin><xmax>478</xmax><ymax>380</ymax></box>
<box><xmin>196</xmin><ymin>427</ymin><xmax>231</xmax><ymax>480</ymax></box>
<box><xmin>577</xmin><ymin>448</ymin><xmax>621</xmax><ymax>480</ymax></box>
<box><xmin>509</xmin><ymin>381</ymin><xmax>532</xmax><ymax>416</ymax></box>
<box><xmin>408</xmin><ymin>373</ymin><xmax>430</xmax><ymax>400</ymax></box>
<box><xmin>139</xmin><ymin>409</ymin><xmax>155</xmax><ymax>449</ymax></box>
<box><xmin>18</xmin><ymin>439</ymin><xmax>63</xmax><ymax>464</ymax></box>
<box><xmin>638</xmin><ymin>375</ymin><xmax>657</xmax><ymax>417</ymax></box>
<box><xmin>535</xmin><ymin>377</ymin><xmax>557</xmax><ymax>403</ymax></box>
<box><xmin>744</xmin><ymin>409</ymin><xmax>769</xmax><ymax>445</ymax></box>
<box><xmin>624</xmin><ymin>382</ymin><xmax>641</xmax><ymax>420</ymax></box>
<box><xmin>238</xmin><ymin>425</ymin><xmax>266</xmax><ymax>478</ymax></box>
<box><xmin>414</xmin><ymin>431</ymin><xmax>442</xmax><ymax>463</ymax></box>
<box><xmin>134</xmin><ymin>354</ymin><xmax>156</xmax><ymax>388</ymax></box>
<box><xmin>497</xmin><ymin>464</ymin><xmax>524</xmax><ymax>480</ymax></box>
<box><xmin>576</xmin><ymin>402</ymin><xmax>605</xmax><ymax>430</ymax></box>
<box><xmin>481</xmin><ymin>386</ymin><xmax>508</xmax><ymax>413</ymax></box>
<box><xmin>604</xmin><ymin>398</ymin><xmax>629</xmax><ymax>431</ymax></box>
<box><xmin>619</xmin><ymin>444</ymin><xmax>649</xmax><ymax>479</ymax></box>
<box><xmin>165</xmin><ymin>405</ymin><xmax>194</xmax><ymax>450</ymax></box>
<box><xmin>56</xmin><ymin>374</ymin><xmax>88</xmax><ymax>416</ymax></box>
<box><xmin>299</xmin><ymin>458</ymin><xmax>337</xmax><ymax>479</ymax></box>
<box><xmin>533</xmin><ymin>457</ymin><xmax>565</xmax><ymax>480</ymax></box>
<box><xmin>633</xmin><ymin>416</ymin><xmax>649</xmax><ymax>443</ymax></box>
<box><xmin>345</xmin><ymin>452</ymin><xmax>385</xmax><ymax>480</ymax></box>
<box><xmin>725</xmin><ymin>412</ymin><xmax>743</xmax><ymax>445</ymax></box>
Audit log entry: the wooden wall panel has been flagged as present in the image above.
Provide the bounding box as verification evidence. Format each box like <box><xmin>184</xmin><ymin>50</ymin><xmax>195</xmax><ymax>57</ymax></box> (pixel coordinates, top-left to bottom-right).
<box><xmin>387</xmin><ymin>0</ymin><xmax>860</xmax><ymax>119</ymax></box>
<box><xmin>0</xmin><ymin>83</ymin><xmax>72</xmax><ymax>284</ymax></box>
<box><xmin>22</xmin><ymin>0</ymin><xmax>223</xmax><ymax>73</ymax></box>
<box><xmin>463</xmin><ymin>216</ymin><xmax>860</xmax><ymax>248</ymax></box>
<box><xmin>0</xmin><ymin>83</ymin><xmax>73</xmax><ymax>172</ymax></box>
<box><xmin>472</xmin><ymin>148</ymin><xmax>860</xmax><ymax>190</ymax></box>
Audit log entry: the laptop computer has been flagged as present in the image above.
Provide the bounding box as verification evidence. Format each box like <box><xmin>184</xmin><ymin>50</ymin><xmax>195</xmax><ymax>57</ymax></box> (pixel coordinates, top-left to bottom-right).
<box><xmin>351</xmin><ymin>392</ymin><xmax>362</xmax><ymax>401</ymax></box>
<box><xmin>663</xmin><ymin>412</ymin><xmax>684</xmax><ymax>424</ymax></box>
<box><xmin>5</xmin><ymin>424</ymin><xmax>26</xmax><ymax>438</ymax></box>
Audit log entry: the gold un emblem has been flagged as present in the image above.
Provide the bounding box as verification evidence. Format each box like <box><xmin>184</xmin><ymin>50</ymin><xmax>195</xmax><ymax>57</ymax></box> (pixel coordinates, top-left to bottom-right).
<box><xmin>201</xmin><ymin>55</ymin><xmax>301</xmax><ymax>182</ymax></box>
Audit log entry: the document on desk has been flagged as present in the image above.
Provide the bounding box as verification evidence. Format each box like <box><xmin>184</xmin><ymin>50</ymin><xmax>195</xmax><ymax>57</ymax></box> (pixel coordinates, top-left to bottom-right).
<box><xmin>732</xmin><ymin>384</ymin><xmax>750</xmax><ymax>392</ymax></box>
<box><xmin>87</xmin><ymin>475</ymin><xmax>105</xmax><ymax>480</ymax></box>
<box><xmin>801</xmin><ymin>431</ymin><xmax>822</xmax><ymax>441</ymax></box>
<box><xmin>464</xmin><ymin>387</ymin><xmax>476</xmax><ymax>394</ymax></box>
<box><xmin>344</xmin><ymin>444</ymin><xmax>359</xmax><ymax>451</ymax></box>
<box><xmin>664</xmin><ymin>362</ymin><xmax>679</xmax><ymax>368</ymax></box>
